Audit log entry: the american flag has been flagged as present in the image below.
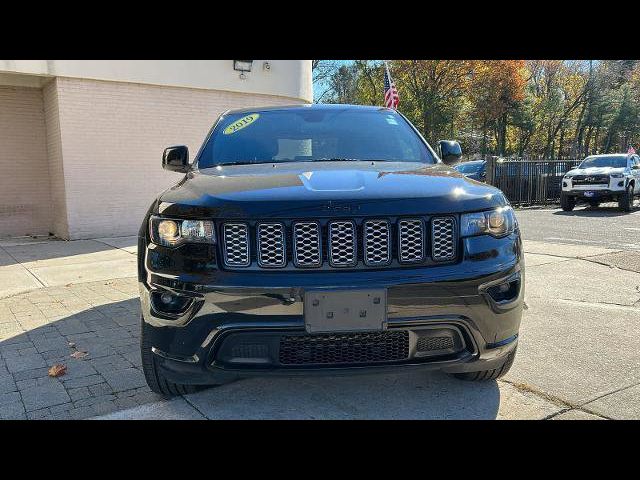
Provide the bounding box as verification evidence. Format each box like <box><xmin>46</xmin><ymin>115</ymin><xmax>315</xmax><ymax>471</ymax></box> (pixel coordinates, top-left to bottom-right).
<box><xmin>628</xmin><ymin>146</ymin><xmax>636</xmax><ymax>154</ymax></box>
<box><xmin>384</xmin><ymin>62</ymin><xmax>399</xmax><ymax>109</ymax></box>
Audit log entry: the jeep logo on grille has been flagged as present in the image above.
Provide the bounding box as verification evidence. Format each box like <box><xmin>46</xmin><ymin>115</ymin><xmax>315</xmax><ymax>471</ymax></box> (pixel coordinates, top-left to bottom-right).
<box><xmin>321</xmin><ymin>201</ymin><xmax>360</xmax><ymax>213</ymax></box>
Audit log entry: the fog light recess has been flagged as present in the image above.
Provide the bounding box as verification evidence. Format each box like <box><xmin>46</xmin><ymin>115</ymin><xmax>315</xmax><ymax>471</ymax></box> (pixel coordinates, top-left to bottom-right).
<box><xmin>150</xmin><ymin>290</ymin><xmax>193</xmax><ymax>315</ymax></box>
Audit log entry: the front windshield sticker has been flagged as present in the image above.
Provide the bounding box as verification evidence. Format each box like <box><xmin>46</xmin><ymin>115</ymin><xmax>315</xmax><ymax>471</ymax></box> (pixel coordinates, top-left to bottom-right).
<box><xmin>223</xmin><ymin>113</ymin><xmax>260</xmax><ymax>135</ymax></box>
<box><xmin>385</xmin><ymin>115</ymin><xmax>399</xmax><ymax>125</ymax></box>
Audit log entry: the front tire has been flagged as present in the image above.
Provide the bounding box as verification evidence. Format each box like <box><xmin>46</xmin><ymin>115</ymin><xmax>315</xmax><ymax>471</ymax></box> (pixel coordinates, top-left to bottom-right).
<box><xmin>452</xmin><ymin>347</ymin><xmax>517</xmax><ymax>381</ymax></box>
<box><xmin>560</xmin><ymin>193</ymin><xmax>575</xmax><ymax>211</ymax></box>
<box><xmin>618</xmin><ymin>185</ymin><xmax>633</xmax><ymax>212</ymax></box>
<box><xmin>140</xmin><ymin>319</ymin><xmax>202</xmax><ymax>397</ymax></box>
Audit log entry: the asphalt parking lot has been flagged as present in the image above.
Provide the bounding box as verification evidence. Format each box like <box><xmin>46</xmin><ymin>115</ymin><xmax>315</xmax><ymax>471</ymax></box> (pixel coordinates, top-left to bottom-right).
<box><xmin>1</xmin><ymin>206</ymin><xmax>639</xmax><ymax>420</ymax></box>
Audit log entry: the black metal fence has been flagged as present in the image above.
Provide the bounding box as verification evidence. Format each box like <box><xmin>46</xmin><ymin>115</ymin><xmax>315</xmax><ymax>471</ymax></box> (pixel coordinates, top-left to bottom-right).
<box><xmin>487</xmin><ymin>158</ymin><xmax>581</xmax><ymax>206</ymax></box>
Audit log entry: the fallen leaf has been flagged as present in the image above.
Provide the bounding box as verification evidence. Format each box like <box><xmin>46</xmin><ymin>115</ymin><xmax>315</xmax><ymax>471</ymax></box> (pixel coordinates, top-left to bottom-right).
<box><xmin>48</xmin><ymin>364</ymin><xmax>67</xmax><ymax>377</ymax></box>
<box><xmin>70</xmin><ymin>351</ymin><xmax>88</xmax><ymax>359</ymax></box>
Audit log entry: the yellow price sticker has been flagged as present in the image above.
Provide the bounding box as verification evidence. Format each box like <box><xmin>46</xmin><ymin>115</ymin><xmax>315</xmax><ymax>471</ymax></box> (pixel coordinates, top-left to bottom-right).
<box><xmin>223</xmin><ymin>113</ymin><xmax>260</xmax><ymax>135</ymax></box>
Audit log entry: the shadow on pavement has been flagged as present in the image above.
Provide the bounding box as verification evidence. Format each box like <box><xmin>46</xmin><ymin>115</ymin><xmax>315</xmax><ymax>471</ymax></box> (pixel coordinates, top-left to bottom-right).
<box><xmin>0</xmin><ymin>296</ymin><xmax>160</xmax><ymax>419</ymax></box>
<box><xmin>552</xmin><ymin>204</ymin><xmax>637</xmax><ymax>217</ymax></box>
<box><xmin>184</xmin><ymin>369</ymin><xmax>501</xmax><ymax>420</ymax></box>
<box><xmin>0</xmin><ymin>239</ymin><xmax>129</xmax><ymax>269</ymax></box>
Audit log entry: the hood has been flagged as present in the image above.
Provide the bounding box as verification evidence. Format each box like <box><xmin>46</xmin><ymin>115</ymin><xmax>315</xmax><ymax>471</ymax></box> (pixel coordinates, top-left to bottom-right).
<box><xmin>157</xmin><ymin>161</ymin><xmax>506</xmax><ymax>218</ymax></box>
<box><xmin>567</xmin><ymin>166</ymin><xmax>626</xmax><ymax>176</ymax></box>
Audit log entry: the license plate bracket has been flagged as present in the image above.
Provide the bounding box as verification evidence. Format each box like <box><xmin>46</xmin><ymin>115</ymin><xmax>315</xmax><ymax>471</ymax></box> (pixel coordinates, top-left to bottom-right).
<box><xmin>304</xmin><ymin>289</ymin><xmax>387</xmax><ymax>334</ymax></box>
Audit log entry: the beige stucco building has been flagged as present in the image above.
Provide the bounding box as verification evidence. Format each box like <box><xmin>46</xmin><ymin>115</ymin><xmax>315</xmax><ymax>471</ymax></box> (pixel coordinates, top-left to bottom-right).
<box><xmin>0</xmin><ymin>60</ymin><xmax>312</xmax><ymax>240</ymax></box>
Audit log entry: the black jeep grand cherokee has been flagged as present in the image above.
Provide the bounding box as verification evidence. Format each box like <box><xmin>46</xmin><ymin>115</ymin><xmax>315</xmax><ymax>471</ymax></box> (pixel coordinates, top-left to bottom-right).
<box><xmin>138</xmin><ymin>105</ymin><xmax>524</xmax><ymax>396</ymax></box>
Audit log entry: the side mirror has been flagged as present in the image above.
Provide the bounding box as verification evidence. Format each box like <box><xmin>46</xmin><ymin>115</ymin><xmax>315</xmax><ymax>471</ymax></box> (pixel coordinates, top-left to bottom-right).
<box><xmin>162</xmin><ymin>145</ymin><xmax>190</xmax><ymax>173</ymax></box>
<box><xmin>439</xmin><ymin>140</ymin><xmax>462</xmax><ymax>165</ymax></box>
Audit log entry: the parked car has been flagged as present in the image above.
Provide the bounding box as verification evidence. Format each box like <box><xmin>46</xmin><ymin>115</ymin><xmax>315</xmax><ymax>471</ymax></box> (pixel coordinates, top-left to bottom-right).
<box><xmin>561</xmin><ymin>153</ymin><xmax>640</xmax><ymax>211</ymax></box>
<box><xmin>138</xmin><ymin>105</ymin><xmax>524</xmax><ymax>396</ymax></box>
<box><xmin>453</xmin><ymin>160</ymin><xmax>487</xmax><ymax>181</ymax></box>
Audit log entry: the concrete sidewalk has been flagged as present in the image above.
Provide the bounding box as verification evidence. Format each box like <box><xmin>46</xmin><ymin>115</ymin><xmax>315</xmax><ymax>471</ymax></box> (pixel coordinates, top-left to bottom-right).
<box><xmin>1</xmin><ymin>235</ymin><xmax>639</xmax><ymax>419</ymax></box>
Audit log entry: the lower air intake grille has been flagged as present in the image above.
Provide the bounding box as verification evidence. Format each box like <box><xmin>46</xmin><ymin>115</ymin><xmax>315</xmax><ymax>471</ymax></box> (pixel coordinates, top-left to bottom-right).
<box><xmin>416</xmin><ymin>336</ymin><xmax>455</xmax><ymax>352</ymax></box>
<box><xmin>279</xmin><ymin>331</ymin><xmax>409</xmax><ymax>365</ymax></box>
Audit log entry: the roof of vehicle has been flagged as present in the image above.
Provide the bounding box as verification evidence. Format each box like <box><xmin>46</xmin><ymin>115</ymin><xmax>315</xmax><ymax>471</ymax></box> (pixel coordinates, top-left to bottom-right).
<box><xmin>584</xmin><ymin>153</ymin><xmax>633</xmax><ymax>158</ymax></box>
<box><xmin>223</xmin><ymin>103</ymin><xmax>395</xmax><ymax>115</ymax></box>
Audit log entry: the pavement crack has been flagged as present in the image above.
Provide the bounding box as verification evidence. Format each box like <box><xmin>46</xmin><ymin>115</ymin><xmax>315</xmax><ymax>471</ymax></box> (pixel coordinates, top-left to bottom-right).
<box><xmin>0</xmin><ymin>245</ymin><xmax>46</xmax><ymax>289</ymax></box>
<box><xmin>501</xmin><ymin>379</ymin><xmax>613</xmax><ymax>420</ymax></box>
<box><xmin>501</xmin><ymin>379</ymin><xmax>572</xmax><ymax>409</ymax></box>
<box><xmin>180</xmin><ymin>394</ymin><xmax>208</xmax><ymax>419</ymax></box>
<box><xmin>580</xmin><ymin>380</ymin><xmax>640</xmax><ymax>413</ymax></box>
<box><xmin>93</xmin><ymin>238</ymin><xmax>137</xmax><ymax>256</ymax></box>
<box><xmin>579</xmin><ymin>256</ymin><xmax>640</xmax><ymax>275</ymax></box>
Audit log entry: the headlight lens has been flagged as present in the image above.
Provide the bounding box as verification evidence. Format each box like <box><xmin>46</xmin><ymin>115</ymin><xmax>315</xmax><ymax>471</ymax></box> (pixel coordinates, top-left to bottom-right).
<box><xmin>563</xmin><ymin>174</ymin><xmax>574</xmax><ymax>179</ymax></box>
<box><xmin>150</xmin><ymin>216</ymin><xmax>215</xmax><ymax>247</ymax></box>
<box><xmin>460</xmin><ymin>206</ymin><xmax>516</xmax><ymax>238</ymax></box>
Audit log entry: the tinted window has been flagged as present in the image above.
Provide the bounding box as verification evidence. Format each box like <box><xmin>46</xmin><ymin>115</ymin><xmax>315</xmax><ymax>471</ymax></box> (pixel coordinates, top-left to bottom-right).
<box><xmin>196</xmin><ymin>108</ymin><xmax>435</xmax><ymax>168</ymax></box>
<box><xmin>579</xmin><ymin>156</ymin><xmax>627</xmax><ymax>168</ymax></box>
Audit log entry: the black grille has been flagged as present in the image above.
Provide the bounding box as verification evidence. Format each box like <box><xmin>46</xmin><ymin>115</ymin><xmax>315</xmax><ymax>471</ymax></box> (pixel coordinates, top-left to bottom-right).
<box><xmin>364</xmin><ymin>220</ymin><xmax>391</xmax><ymax>266</ymax></box>
<box><xmin>572</xmin><ymin>175</ymin><xmax>609</xmax><ymax>185</ymax></box>
<box><xmin>416</xmin><ymin>336</ymin><xmax>454</xmax><ymax>352</ymax></box>
<box><xmin>398</xmin><ymin>219</ymin><xmax>424</xmax><ymax>263</ymax></box>
<box><xmin>431</xmin><ymin>217</ymin><xmax>456</xmax><ymax>261</ymax></box>
<box><xmin>328</xmin><ymin>221</ymin><xmax>357</xmax><ymax>267</ymax></box>
<box><xmin>257</xmin><ymin>223</ymin><xmax>286</xmax><ymax>267</ymax></box>
<box><xmin>222</xmin><ymin>223</ymin><xmax>250</xmax><ymax>267</ymax></box>
<box><xmin>220</xmin><ymin>217</ymin><xmax>458</xmax><ymax>269</ymax></box>
<box><xmin>279</xmin><ymin>331</ymin><xmax>410</xmax><ymax>365</ymax></box>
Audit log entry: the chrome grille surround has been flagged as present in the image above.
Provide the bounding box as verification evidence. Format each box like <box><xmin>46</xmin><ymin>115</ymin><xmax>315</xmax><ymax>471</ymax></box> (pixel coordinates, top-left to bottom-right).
<box><xmin>398</xmin><ymin>219</ymin><xmax>425</xmax><ymax>263</ymax></box>
<box><xmin>222</xmin><ymin>223</ymin><xmax>250</xmax><ymax>267</ymax></box>
<box><xmin>292</xmin><ymin>221</ymin><xmax>322</xmax><ymax>267</ymax></box>
<box><xmin>363</xmin><ymin>219</ymin><xmax>391</xmax><ymax>266</ymax></box>
<box><xmin>328</xmin><ymin>220</ymin><xmax>357</xmax><ymax>267</ymax></box>
<box><xmin>431</xmin><ymin>216</ymin><xmax>456</xmax><ymax>262</ymax></box>
<box><xmin>256</xmin><ymin>222</ymin><xmax>286</xmax><ymax>268</ymax></box>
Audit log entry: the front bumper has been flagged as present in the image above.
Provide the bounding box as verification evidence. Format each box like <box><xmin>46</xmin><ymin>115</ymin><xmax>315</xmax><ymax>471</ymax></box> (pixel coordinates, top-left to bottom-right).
<box><xmin>139</xmin><ymin>233</ymin><xmax>524</xmax><ymax>385</ymax></box>
<box><xmin>562</xmin><ymin>178</ymin><xmax>626</xmax><ymax>198</ymax></box>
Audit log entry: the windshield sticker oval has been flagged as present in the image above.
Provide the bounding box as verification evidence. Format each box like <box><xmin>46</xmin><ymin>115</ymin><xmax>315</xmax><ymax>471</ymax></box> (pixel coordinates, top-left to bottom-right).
<box><xmin>223</xmin><ymin>114</ymin><xmax>260</xmax><ymax>135</ymax></box>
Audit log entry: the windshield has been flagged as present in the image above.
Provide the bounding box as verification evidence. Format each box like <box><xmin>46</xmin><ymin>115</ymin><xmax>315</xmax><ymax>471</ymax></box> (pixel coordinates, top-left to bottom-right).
<box><xmin>196</xmin><ymin>108</ymin><xmax>436</xmax><ymax>168</ymax></box>
<box><xmin>454</xmin><ymin>162</ymin><xmax>483</xmax><ymax>173</ymax></box>
<box><xmin>579</xmin><ymin>156</ymin><xmax>627</xmax><ymax>169</ymax></box>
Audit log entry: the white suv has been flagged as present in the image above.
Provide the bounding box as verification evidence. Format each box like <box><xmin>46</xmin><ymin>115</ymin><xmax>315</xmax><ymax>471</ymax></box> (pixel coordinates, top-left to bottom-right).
<box><xmin>561</xmin><ymin>154</ymin><xmax>640</xmax><ymax>212</ymax></box>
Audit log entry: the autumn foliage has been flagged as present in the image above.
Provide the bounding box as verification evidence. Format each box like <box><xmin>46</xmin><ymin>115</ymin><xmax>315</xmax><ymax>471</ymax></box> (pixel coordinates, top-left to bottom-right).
<box><xmin>315</xmin><ymin>60</ymin><xmax>639</xmax><ymax>158</ymax></box>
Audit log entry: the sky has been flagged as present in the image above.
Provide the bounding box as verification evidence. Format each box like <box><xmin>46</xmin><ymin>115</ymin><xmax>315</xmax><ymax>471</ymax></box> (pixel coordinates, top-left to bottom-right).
<box><xmin>313</xmin><ymin>60</ymin><xmax>354</xmax><ymax>103</ymax></box>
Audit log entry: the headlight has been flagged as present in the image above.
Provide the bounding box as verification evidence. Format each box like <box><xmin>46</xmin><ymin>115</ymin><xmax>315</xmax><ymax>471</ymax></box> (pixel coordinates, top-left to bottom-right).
<box><xmin>610</xmin><ymin>173</ymin><xmax>624</xmax><ymax>178</ymax></box>
<box><xmin>460</xmin><ymin>206</ymin><xmax>516</xmax><ymax>238</ymax></box>
<box><xmin>563</xmin><ymin>174</ymin><xmax>574</xmax><ymax>179</ymax></box>
<box><xmin>149</xmin><ymin>216</ymin><xmax>215</xmax><ymax>247</ymax></box>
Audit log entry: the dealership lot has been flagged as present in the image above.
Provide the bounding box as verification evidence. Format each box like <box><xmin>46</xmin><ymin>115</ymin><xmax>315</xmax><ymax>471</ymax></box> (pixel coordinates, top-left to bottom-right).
<box><xmin>1</xmin><ymin>206</ymin><xmax>639</xmax><ymax>420</ymax></box>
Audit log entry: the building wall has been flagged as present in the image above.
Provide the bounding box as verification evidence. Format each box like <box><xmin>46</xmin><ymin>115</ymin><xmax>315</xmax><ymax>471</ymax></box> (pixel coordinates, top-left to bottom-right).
<box><xmin>53</xmin><ymin>76</ymin><xmax>304</xmax><ymax>239</ymax></box>
<box><xmin>0</xmin><ymin>86</ymin><xmax>52</xmax><ymax>236</ymax></box>
<box><xmin>0</xmin><ymin>60</ymin><xmax>313</xmax><ymax>103</ymax></box>
<box><xmin>42</xmin><ymin>79</ymin><xmax>70</xmax><ymax>239</ymax></box>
